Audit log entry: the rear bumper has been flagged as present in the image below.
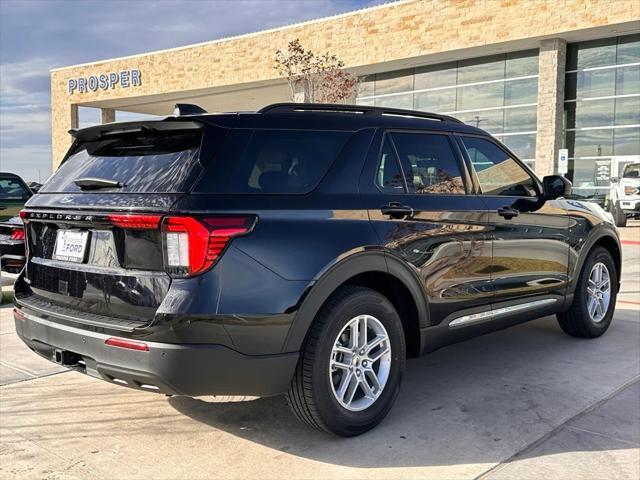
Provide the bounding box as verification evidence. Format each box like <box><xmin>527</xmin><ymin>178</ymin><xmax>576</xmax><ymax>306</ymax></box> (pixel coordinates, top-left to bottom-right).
<box><xmin>14</xmin><ymin>307</ymin><xmax>299</xmax><ymax>397</ymax></box>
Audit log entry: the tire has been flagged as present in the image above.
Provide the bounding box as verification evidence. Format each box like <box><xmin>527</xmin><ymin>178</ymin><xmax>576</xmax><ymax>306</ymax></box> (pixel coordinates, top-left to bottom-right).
<box><xmin>557</xmin><ymin>247</ymin><xmax>618</xmax><ymax>338</ymax></box>
<box><xmin>612</xmin><ymin>201</ymin><xmax>627</xmax><ymax>228</ymax></box>
<box><xmin>286</xmin><ymin>285</ymin><xmax>406</xmax><ymax>436</ymax></box>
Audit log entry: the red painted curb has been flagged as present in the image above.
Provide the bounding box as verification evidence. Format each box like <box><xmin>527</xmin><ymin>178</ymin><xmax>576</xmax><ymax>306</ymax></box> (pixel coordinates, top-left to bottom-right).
<box><xmin>621</xmin><ymin>240</ymin><xmax>640</xmax><ymax>246</ymax></box>
<box><xmin>617</xmin><ymin>299</ymin><xmax>640</xmax><ymax>306</ymax></box>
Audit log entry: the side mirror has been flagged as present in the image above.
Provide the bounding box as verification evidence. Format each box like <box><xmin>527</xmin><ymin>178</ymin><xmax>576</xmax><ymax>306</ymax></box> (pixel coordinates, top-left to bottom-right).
<box><xmin>543</xmin><ymin>175</ymin><xmax>572</xmax><ymax>200</ymax></box>
<box><xmin>610</xmin><ymin>177</ymin><xmax>619</xmax><ymax>184</ymax></box>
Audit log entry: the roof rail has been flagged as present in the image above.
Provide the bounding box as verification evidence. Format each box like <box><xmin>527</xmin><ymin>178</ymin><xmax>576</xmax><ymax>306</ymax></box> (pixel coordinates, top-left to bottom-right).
<box><xmin>258</xmin><ymin>103</ymin><xmax>462</xmax><ymax>123</ymax></box>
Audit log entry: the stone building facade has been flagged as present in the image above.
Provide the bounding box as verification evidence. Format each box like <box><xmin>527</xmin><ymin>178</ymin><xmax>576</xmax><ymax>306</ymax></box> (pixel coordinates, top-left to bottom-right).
<box><xmin>50</xmin><ymin>0</ymin><xmax>639</xmax><ymax>194</ymax></box>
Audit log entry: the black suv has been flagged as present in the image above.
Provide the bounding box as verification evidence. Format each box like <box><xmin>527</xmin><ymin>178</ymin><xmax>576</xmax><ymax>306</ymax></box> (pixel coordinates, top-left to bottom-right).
<box><xmin>14</xmin><ymin>103</ymin><xmax>621</xmax><ymax>436</ymax></box>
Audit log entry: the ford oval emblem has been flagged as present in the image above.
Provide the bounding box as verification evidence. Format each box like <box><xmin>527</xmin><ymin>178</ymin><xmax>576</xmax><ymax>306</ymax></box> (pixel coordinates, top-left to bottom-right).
<box><xmin>60</xmin><ymin>196</ymin><xmax>74</xmax><ymax>204</ymax></box>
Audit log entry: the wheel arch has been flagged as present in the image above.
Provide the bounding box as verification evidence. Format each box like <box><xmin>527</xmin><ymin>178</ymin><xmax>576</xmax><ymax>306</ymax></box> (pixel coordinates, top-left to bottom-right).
<box><xmin>283</xmin><ymin>250</ymin><xmax>428</xmax><ymax>358</ymax></box>
<box><xmin>570</xmin><ymin>230</ymin><xmax>622</xmax><ymax>296</ymax></box>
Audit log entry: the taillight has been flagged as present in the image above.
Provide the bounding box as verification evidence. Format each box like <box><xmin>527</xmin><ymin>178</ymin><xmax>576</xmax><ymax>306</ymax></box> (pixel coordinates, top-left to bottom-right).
<box><xmin>11</xmin><ymin>228</ymin><xmax>25</xmax><ymax>240</ymax></box>
<box><xmin>161</xmin><ymin>216</ymin><xmax>256</xmax><ymax>277</ymax></box>
<box><xmin>107</xmin><ymin>214</ymin><xmax>161</xmax><ymax>229</ymax></box>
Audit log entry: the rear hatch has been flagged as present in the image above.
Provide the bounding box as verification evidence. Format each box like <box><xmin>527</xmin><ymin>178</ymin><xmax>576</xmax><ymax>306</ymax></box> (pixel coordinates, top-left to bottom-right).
<box><xmin>18</xmin><ymin>120</ymin><xmax>208</xmax><ymax>330</ymax></box>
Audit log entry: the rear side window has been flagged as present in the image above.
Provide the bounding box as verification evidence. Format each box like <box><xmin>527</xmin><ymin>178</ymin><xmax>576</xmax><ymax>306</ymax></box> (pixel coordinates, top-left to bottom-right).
<box><xmin>389</xmin><ymin>132</ymin><xmax>466</xmax><ymax>195</ymax></box>
<box><xmin>460</xmin><ymin>136</ymin><xmax>538</xmax><ymax>197</ymax></box>
<box><xmin>376</xmin><ymin>138</ymin><xmax>405</xmax><ymax>193</ymax></box>
<box><xmin>41</xmin><ymin>131</ymin><xmax>202</xmax><ymax>193</ymax></box>
<box><xmin>199</xmin><ymin>129</ymin><xmax>350</xmax><ymax>194</ymax></box>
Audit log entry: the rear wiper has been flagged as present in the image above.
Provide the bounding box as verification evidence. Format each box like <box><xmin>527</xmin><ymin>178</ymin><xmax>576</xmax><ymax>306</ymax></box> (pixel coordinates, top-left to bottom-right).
<box><xmin>74</xmin><ymin>177</ymin><xmax>125</xmax><ymax>190</ymax></box>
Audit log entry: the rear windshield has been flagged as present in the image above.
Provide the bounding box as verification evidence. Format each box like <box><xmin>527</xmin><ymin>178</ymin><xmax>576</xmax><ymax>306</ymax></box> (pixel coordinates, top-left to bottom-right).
<box><xmin>41</xmin><ymin>131</ymin><xmax>202</xmax><ymax>193</ymax></box>
<box><xmin>196</xmin><ymin>129</ymin><xmax>350</xmax><ymax>194</ymax></box>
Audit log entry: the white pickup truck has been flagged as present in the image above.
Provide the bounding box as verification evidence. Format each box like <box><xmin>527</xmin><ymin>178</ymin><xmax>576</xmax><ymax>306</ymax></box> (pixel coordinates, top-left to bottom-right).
<box><xmin>609</xmin><ymin>162</ymin><xmax>640</xmax><ymax>227</ymax></box>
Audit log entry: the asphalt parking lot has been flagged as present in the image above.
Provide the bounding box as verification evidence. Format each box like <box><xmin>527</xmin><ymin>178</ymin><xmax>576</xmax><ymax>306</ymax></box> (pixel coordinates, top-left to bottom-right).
<box><xmin>1</xmin><ymin>224</ymin><xmax>638</xmax><ymax>480</ymax></box>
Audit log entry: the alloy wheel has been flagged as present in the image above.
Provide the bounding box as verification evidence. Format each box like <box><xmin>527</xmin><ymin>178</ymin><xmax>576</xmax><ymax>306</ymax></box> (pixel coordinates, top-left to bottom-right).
<box><xmin>329</xmin><ymin>314</ymin><xmax>392</xmax><ymax>411</ymax></box>
<box><xmin>586</xmin><ymin>262</ymin><xmax>611</xmax><ymax>323</ymax></box>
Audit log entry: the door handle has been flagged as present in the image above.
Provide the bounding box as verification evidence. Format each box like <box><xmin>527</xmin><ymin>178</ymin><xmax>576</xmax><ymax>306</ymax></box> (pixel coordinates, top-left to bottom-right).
<box><xmin>381</xmin><ymin>202</ymin><xmax>414</xmax><ymax>218</ymax></box>
<box><xmin>497</xmin><ymin>206</ymin><xmax>519</xmax><ymax>219</ymax></box>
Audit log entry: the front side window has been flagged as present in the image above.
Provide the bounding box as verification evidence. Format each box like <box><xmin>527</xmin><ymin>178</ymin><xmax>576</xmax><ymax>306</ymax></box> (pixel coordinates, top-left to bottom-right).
<box><xmin>461</xmin><ymin>136</ymin><xmax>538</xmax><ymax>197</ymax></box>
<box><xmin>389</xmin><ymin>132</ymin><xmax>466</xmax><ymax>195</ymax></box>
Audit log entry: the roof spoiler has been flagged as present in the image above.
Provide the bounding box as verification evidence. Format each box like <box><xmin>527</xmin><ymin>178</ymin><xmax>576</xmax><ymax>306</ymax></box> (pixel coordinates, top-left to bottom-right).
<box><xmin>173</xmin><ymin>103</ymin><xmax>208</xmax><ymax>116</ymax></box>
<box><xmin>68</xmin><ymin>120</ymin><xmax>202</xmax><ymax>142</ymax></box>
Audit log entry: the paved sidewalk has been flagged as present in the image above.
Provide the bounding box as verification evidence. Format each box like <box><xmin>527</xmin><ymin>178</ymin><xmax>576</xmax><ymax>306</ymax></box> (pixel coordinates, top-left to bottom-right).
<box><xmin>0</xmin><ymin>243</ymin><xmax>638</xmax><ymax>480</ymax></box>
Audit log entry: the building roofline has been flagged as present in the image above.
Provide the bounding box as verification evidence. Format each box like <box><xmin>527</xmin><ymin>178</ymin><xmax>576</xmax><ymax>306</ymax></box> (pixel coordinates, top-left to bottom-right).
<box><xmin>50</xmin><ymin>0</ymin><xmax>411</xmax><ymax>73</ymax></box>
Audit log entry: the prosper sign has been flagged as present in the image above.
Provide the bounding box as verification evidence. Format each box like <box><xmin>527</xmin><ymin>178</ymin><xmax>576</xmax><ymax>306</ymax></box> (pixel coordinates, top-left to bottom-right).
<box><xmin>68</xmin><ymin>69</ymin><xmax>142</xmax><ymax>95</ymax></box>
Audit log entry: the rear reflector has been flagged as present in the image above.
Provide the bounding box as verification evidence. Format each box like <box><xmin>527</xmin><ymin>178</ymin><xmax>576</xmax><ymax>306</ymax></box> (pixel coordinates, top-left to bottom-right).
<box><xmin>107</xmin><ymin>214</ymin><xmax>161</xmax><ymax>230</ymax></box>
<box><xmin>11</xmin><ymin>228</ymin><xmax>25</xmax><ymax>240</ymax></box>
<box><xmin>13</xmin><ymin>308</ymin><xmax>27</xmax><ymax>322</ymax></box>
<box><xmin>105</xmin><ymin>337</ymin><xmax>149</xmax><ymax>351</ymax></box>
<box><xmin>161</xmin><ymin>216</ymin><xmax>256</xmax><ymax>277</ymax></box>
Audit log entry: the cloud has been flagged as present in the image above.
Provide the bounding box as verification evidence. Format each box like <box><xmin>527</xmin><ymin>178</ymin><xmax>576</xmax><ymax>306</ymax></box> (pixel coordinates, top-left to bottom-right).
<box><xmin>0</xmin><ymin>0</ymin><xmax>382</xmax><ymax>182</ymax></box>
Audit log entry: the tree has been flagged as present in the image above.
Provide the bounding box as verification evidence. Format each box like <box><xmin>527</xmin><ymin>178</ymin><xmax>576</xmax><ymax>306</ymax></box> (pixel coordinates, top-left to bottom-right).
<box><xmin>274</xmin><ymin>39</ymin><xmax>358</xmax><ymax>103</ymax></box>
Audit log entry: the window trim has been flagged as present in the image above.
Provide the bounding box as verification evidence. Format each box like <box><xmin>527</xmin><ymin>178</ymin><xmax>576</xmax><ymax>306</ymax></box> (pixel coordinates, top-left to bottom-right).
<box><xmin>373</xmin><ymin>133</ymin><xmax>409</xmax><ymax>194</ymax></box>
<box><xmin>455</xmin><ymin>133</ymin><xmax>542</xmax><ymax>198</ymax></box>
<box><xmin>379</xmin><ymin>129</ymin><xmax>472</xmax><ymax>196</ymax></box>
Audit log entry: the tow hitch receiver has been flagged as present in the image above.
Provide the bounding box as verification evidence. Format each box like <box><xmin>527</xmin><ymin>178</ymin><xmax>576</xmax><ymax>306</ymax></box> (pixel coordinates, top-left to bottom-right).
<box><xmin>53</xmin><ymin>349</ymin><xmax>81</xmax><ymax>366</ymax></box>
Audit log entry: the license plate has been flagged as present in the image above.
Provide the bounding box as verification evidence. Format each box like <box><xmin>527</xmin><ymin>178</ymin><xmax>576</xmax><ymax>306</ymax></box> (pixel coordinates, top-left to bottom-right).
<box><xmin>54</xmin><ymin>230</ymin><xmax>89</xmax><ymax>263</ymax></box>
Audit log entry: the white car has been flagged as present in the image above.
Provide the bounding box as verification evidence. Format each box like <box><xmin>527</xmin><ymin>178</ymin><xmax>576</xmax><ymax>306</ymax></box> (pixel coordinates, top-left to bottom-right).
<box><xmin>610</xmin><ymin>162</ymin><xmax>640</xmax><ymax>227</ymax></box>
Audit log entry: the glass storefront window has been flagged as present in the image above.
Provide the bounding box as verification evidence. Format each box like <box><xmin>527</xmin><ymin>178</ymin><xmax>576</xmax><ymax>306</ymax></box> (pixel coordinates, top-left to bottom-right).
<box><xmin>567</xmin><ymin>38</ymin><xmax>617</xmax><ymax>70</ymax></box>
<box><xmin>615</xmin><ymin>96</ymin><xmax>640</xmax><ymax>125</ymax></box>
<box><xmin>358</xmin><ymin>77</ymin><xmax>375</xmax><ymax>97</ymax></box>
<box><xmin>504</xmin><ymin>105</ymin><xmax>537</xmax><ymax>133</ymax></box>
<box><xmin>565</xmin><ymin>34</ymin><xmax>640</xmax><ymax>200</ymax></box>
<box><xmin>569</xmin><ymin>157</ymin><xmax>613</xmax><ymax>200</ymax></box>
<box><xmin>457</xmin><ymin>55</ymin><xmax>506</xmax><ymax>84</ymax></box>
<box><xmin>505</xmin><ymin>77</ymin><xmax>538</xmax><ymax>105</ymax></box>
<box><xmin>506</xmin><ymin>50</ymin><xmax>539</xmax><ymax>77</ymax></box>
<box><xmin>375</xmin><ymin>69</ymin><xmax>414</xmax><ymax>96</ymax></box>
<box><xmin>566</xmin><ymin>99</ymin><xmax>615</xmax><ymax>129</ymax></box>
<box><xmin>500</xmin><ymin>134</ymin><xmax>536</xmax><ymax>159</ymax></box>
<box><xmin>615</xmin><ymin>65</ymin><xmax>640</xmax><ymax>96</ymax></box>
<box><xmin>614</xmin><ymin>128</ymin><xmax>640</xmax><ymax>156</ymax></box>
<box><xmin>375</xmin><ymin>93</ymin><xmax>413</xmax><ymax>109</ymax></box>
<box><xmin>565</xmin><ymin>70</ymin><xmax>616</xmax><ymax>100</ymax></box>
<box><xmin>616</xmin><ymin>34</ymin><xmax>640</xmax><ymax>64</ymax></box>
<box><xmin>568</xmin><ymin>129</ymin><xmax>614</xmax><ymax>157</ymax></box>
<box><xmin>414</xmin><ymin>62</ymin><xmax>457</xmax><ymax>90</ymax></box>
<box><xmin>457</xmin><ymin>82</ymin><xmax>504</xmax><ymax>111</ymax></box>
<box><xmin>356</xmin><ymin>49</ymin><xmax>540</xmax><ymax>163</ymax></box>
<box><xmin>356</xmin><ymin>97</ymin><xmax>375</xmax><ymax>106</ymax></box>
<box><xmin>414</xmin><ymin>88</ymin><xmax>457</xmax><ymax>112</ymax></box>
<box><xmin>456</xmin><ymin>109</ymin><xmax>504</xmax><ymax>134</ymax></box>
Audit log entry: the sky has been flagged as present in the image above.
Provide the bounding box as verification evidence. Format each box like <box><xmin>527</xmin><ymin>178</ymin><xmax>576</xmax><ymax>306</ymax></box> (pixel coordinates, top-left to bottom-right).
<box><xmin>0</xmin><ymin>0</ymin><xmax>381</xmax><ymax>183</ymax></box>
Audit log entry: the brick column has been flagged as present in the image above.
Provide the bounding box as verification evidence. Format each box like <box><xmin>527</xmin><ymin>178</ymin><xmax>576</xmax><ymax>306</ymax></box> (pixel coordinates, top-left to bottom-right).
<box><xmin>535</xmin><ymin>38</ymin><xmax>566</xmax><ymax>177</ymax></box>
<box><xmin>51</xmin><ymin>103</ymin><xmax>78</xmax><ymax>171</ymax></box>
<box><xmin>101</xmin><ymin>108</ymin><xmax>116</xmax><ymax>124</ymax></box>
